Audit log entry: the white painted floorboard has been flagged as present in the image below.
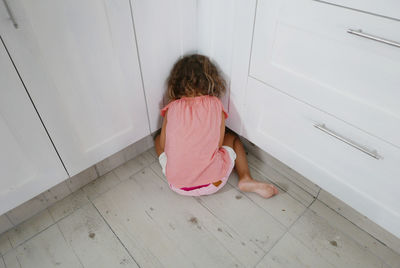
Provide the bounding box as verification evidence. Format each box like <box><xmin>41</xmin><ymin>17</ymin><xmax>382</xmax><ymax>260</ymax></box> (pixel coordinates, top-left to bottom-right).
<box><xmin>0</xmin><ymin>148</ymin><xmax>399</xmax><ymax>268</ymax></box>
<box><xmin>57</xmin><ymin>203</ymin><xmax>139</xmax><ymax>268</ymax></box>
<box><xmin>0</xmin><ymin>256</ymin><xmax>5</xmax><ymax>268</ymax></box>
<box><xmin>289</xmin><ymin>203</ymin><xmax>390</xmax><ymax>268</ymax></box>
<box><xmin>227</xmin><ymin>167</ymin><xmax>307</xmax><ymax>228</ymax></box>
<box><xmin>256</xmin><ymin>232</ymin><xmax>336</xmax><ymax>268</ymax></box>
<box><xmin>94</xmin><ymin>167</ymin><xmax>251</xmax><ymax>267</ymax></box>
<box><xmin>3</xmin><ymin>225</ymin><xmax>83</xmax><ymax>268</ymax></box>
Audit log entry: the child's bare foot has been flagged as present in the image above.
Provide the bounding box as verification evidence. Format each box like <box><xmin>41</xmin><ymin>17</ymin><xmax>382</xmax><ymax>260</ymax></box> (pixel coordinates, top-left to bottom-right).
<box><xmin>238</xmin><ymin>176</ymin><xmax>279</xmax><ymax>199</ymax></box>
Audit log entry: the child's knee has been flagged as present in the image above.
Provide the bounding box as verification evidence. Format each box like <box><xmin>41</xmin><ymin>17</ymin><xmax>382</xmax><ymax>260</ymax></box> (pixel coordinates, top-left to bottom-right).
<box><xmin>223</xmin><ymin>132</ymin><xmax>236</xmax><ymax>147</ymax></box>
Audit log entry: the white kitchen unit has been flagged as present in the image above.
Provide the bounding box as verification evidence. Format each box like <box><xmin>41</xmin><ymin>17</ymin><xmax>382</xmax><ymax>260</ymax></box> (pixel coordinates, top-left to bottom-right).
<box><xmin>0</xmin><ymin>0</ymin><xmax>399</xmax><ymax>242</ymax></box>
<box><xmin>240</xmin><ymin>0</ymin><xmax>400</xmax><ymax>237</ymax></box>
<box><xmin>250</xmin><ymin>0</ymin><xmax>400</xmax><ymax>148</ymax></box>
<box><xmin>197</xmin><ymin>0</ymin><xmax>235</xmax><ymax>111</ymax></box>
<box><xmin>244</xmin><ymin>77</ymin><xmax>400</xmax><ymax>238</ymax></box>
<box><xmin>0</xmin><ymin>40</ymin><xmax>68</xmax><ymax>215</ymax></box>
<box><xmin>131</xmin><ymin>0</ymin><xmax>197</xmax><ymax>133</ymax></box>
<box><xmin>197</xmin><ymin>0</ymin><xmax>257</xmax><ymax>134</ymax></box>
<box><xmin>0</xmin><ymin>0</ymin><xmax>149</xmax><ymax>176</ymax></box>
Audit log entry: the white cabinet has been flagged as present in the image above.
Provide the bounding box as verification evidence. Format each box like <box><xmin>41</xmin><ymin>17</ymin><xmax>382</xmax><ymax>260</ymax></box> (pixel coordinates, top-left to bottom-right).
<box><xmin>0</xmin><ymin>0</ymin><xmax>149</xmax><ymax>176</ymax></box>
<box><xmin>250</xmin><ymin>0</ymin><xmax>400</xmax><ymax>148</ymax></box>
<box><xmin>243</xmin><ymin>77</ymin><xmax>400</xmax><ymax>238</ymax></box>
<box><xmin>1</xmin><ymin>0</ymin><xmax>398</xmax><ymax>239</ymax></box>
<box><xmin>196</xmin><ymin>0</ymin><xmax>257</xmax><ymax>134</ymax></box>
<box><xmin>131</xmin><ymin>0</ymin><xmax>197</xmax><ymax>132</ymax></box>
<box><xmin>242</xmin><ymin>0</ymin><xmax>400</xmax><ymax>237</ymax></box>
<box><xmin>0</xmin><ymin>40</ymin><xmax>68</xmax><ymax>215</ymax></box>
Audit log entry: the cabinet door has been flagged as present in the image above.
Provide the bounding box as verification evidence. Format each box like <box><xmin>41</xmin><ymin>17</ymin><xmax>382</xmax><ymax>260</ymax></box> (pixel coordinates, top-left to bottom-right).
<box><xmin>196</xmin><ymin>0</ymin><xmax>257</xmax><ymax>135</ymax></box>
<box><xmin>0</xmin><ymin>40</ymin><xmax>68</xmax><ymax>215</ymax></box>
<box><xmin>131</xmin><ymin>0</ymin><xmax>197</xmax><ymax>132</ymax></box>
<box><xmin>0</xmin><ymin>0</ymin><xmax>149</xmax><ymax>176</ymax></box>
<box><xmin>243</xmin><ymin>77</ymin><xmax>400</xmax><ymax>238</ymax></box>
<box><xmin>250</xmin><ymin>0</ymin><xmax>400</xmax><ymax>147</ymax></box>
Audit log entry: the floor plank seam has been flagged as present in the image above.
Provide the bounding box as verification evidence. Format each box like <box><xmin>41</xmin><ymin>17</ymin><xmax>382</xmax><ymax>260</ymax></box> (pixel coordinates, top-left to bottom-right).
<box><xmin>247</xmin><ymin>161</ymin><xmax>314</xmax><ymax>206</ymax></box>
<box><xmin>47</xmin><ymin>201</ymin><xmax>86</xmax><ymax>226</ymax></box>
<box><xmin>283</xmin><ymin>196</ymin><xmax>317</xmax><ymax>237</ymax></box>
<box><xmin>149</xmin><ymin>165</ymin><xmax>258</xmax><ymax>267</ymax></box>
<box><xmin>1</xmin><ymin>160</ymin><xmax>155</xmax><ymax>265</ymax></box>
<box><xmin>3</xmin><ymin>206</ymin><xmax>49</xmax><ymax>235</ymax></box>
<box><xmin>15</xmin><ymin>254</ymin><xmax>22</xmax><ymax>268</ymax></box>
<box><xmin>87</xmin><ymin>171</ymin><xmax>123</xmax><ymax>202</ymax></box>
<box><xmin>55</xmin><ymin>222</ymin><xmax>85</xmax><ymax>268</ymax></box>
<box><xmin>306</xmin><ymin>194</ymin><xmax>318</xmax><ymax>209</ymax></box>
<box><xmin>225</xmin><ymin>180</ymin><xmax>293</xmax><ymax>229</ymax></box>
<box><xmin>116</xmin><ymin>157</ymin><xmax>156</xmax><ymax>181</ymax></box>
<box><xmin>318</xmin><ymin>199</ymin><xmax>390</xmax><ymax>248</ymax></box>
<box><xmin>153</xmin><ymin>149</ymin><xmax>400</xmax><ymax>262</ymax></box>
<box><xmin>0</xmin><ymin>236</ymin><xmax>12</xmax><ymax>257</ymax></box>
<box><xmin>196</xmin><ymin>217</ymin><xmax>246</xmax><ymax>268</ymax></box>
<box><xmin>245</xmin><ymin>152</ymin><xmax>306</xmax><ymax>186</ymax></box>
<box><xmin>315</xmin><ymin>187</ymin><xmax>322</xmax><ymax>201</ymax></box>
<box><xmin>194</xmin><ymin>195</ymin><xmax>265</xmax><ymax>250</ymax></box>
<box><xmin>298</xmin><ymin>206</ymin><xmax>396</xmax><ymax>268</ymax></box>
<box><xmin>254</xmin><ymin>203</ymin><xmax>315</xmax><ymax>267</ymax></box>
<box><xmin>135</xmin><ymin>201</ymin><xmax>193</xmax><ymax>266</ymax></box>
<box><xmin>245</xmin><ymin>151</ymin><xmax>400</xmax><ymax>265</ymax></box>
<box><xmin>93</xmin><ymin>165</ymin><xmax>101</xmax><ymax>178</ymax></box>
<box><xmin>253</xmin><ymin>229</ymin><xmax>287</xmax><ymax>268</ymax></box>
<box><xmin>288</xmin><ymin>227</ymin><xmax>339</xmax><ymax>268</ymax></box>
<box><xmin>195</xmin><ymin>200</ymin><xmax>263</xmax><ymax>267</ymax></box>
<box><xmin>3</xmin><ymin>212</ymin><xmax>57</xmax><ymax>255</ymax></box>
<box><xmin>150</xmin><ymin>153</ymin><xmax>297</xmax><ymax>266</ymax></box>
<box><xmin>113</xmin><ymin>166</ymin><xmax>220</xmax><ymax>267</ymax></box>
<box><xmin>3</xmin><ymin>149</ymin><xmax>399</xmax><ymax>267</ymax></box>
<box><xmin>316</xmin><ymin>200</ymin><xmax>399</xmax><ymax>267</ymax></box>
<box><xmin>88</xmin><ymin>164</ymin><xmax>150</xmax><ymax>202</ymax></box>
<box><xmin>253</xmin><ymin>157</ymin><xmax>320</xmax><ymax>198</ymax></box>
<box><xmin>89</xmin><ymin>199</ymin><xmax>142</xmax><ymax>268</ymax></box>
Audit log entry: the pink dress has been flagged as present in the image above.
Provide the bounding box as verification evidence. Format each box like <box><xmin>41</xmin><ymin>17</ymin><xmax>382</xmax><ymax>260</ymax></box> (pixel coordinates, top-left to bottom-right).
<box><xmin>160</xmin><ymin>95</ymin><xmax>231</xmax><ymax>188</ymax></box>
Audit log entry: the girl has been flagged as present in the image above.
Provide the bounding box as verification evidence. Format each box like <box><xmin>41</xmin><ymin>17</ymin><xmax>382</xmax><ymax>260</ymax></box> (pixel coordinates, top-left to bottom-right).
<box><xmin>154</xmin><ymin>54</ymin><xmax>278</xmax><ymax>198</ymax></box>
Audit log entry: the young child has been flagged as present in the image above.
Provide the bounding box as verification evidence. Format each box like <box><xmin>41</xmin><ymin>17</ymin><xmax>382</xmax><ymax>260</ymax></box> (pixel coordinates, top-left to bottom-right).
<box><xmin>154</xmin><ymin>54</ymin><xmax>278</xmax><ymax>198</ymax></box>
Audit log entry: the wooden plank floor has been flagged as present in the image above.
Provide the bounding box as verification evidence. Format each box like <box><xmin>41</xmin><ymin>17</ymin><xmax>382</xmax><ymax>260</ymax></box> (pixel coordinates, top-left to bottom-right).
<box><xmin>0</xmin><ymin>148</ymin><xmax>399</xmax><ymax>268</ymax></box>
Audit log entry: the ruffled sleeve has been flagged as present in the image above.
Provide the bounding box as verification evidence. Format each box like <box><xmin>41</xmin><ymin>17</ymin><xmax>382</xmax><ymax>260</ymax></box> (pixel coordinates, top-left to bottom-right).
<box><xmin>160</xmin><ymin>102</ymin><xmax>171</xmax><ymax>117</ymax></box>
<box><xmin>217</xmin><ymin>98</ymin><xmax>228</xmax><ymax>119</ymax></box>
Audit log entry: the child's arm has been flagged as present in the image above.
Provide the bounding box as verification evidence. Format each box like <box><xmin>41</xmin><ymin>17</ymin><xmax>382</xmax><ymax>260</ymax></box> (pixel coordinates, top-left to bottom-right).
<box><xmin>160</xmin><ymin>111</ymin><xmax>167</xmax><ymax>151</ymax></box>
<box><xmin>218</xmin><ymin>111</ymin><xmax>225</xmax><ymax>148</ymax></box>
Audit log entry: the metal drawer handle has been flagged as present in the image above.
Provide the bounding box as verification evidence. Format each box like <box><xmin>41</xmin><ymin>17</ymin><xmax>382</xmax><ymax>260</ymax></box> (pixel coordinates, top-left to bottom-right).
<box><xmin>347</xmin><ymin>29</ymin><xmax>400</xmax><ymax>48</ymax></box>
<box><xmin>314</xmin><ymin>123</ymin><xmax>381</xmax><ymax>159</ymax></box>
<box><xmin>1</xmin><ymin>0</ymin><xmax>18</xmax><ymax>28</ymax></box>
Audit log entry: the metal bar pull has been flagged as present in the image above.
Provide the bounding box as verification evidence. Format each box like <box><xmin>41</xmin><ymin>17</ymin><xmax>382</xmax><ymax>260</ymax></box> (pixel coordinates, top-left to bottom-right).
<box><xmin>313</xmin><ymin>123</ymin><xmax>381</xmax><ymax>160</ymax></box>
<box><xmin>347</xmin><ymin>29</ymin><xmax>400</xmax><ymax>48</ymax></box>
<box><xmin>2</xmin><ymin>0</ymin><xmax>18</xmax><ymax>28</ymax></box>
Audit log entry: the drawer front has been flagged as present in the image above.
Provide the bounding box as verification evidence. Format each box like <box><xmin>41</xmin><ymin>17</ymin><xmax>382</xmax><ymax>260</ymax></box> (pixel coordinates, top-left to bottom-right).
<box><xmin>244</xmin><ymin>77</ymin><xmax>400</xmax><ymax>237</ymax></box>
<box><xmin>250</xmin><ymin>0</ymin><xmax>400</xmax><ymax>148</ymax></box>
<box><xmin>318</xmin><ymin>0</ymin><xmax>400</xmax><ymax>21</ymax></box>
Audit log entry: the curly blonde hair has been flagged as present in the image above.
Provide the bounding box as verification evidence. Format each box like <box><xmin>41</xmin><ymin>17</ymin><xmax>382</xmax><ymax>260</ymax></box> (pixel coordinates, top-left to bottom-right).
<box><xmin>166</xmin><ymin>54</ymin><xmax>226</xmax><ymax>100</ymax></box>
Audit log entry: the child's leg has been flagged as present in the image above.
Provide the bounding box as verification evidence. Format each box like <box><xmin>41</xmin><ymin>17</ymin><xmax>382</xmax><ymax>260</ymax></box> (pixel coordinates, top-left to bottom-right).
<box><xmin>223</xmin><ymin>130</ymin><xmax>278</xmax><ymax>199</ymax></box>
<box><xmin>154</xmin><ymin>134</ymin><xmax>164</xmax><ymax>157</ymax></box>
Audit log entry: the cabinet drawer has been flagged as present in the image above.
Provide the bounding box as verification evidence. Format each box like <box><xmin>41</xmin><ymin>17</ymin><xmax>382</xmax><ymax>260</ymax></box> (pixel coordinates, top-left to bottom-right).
<box><xmin>244</xmin><ymin>77</ymin><xmax>400</xmax><ymax>237</ymax></box>
<box><xmin>250</xmin><ymin>0</ymin><xmax>400</xmax><ymax>148</ymax></box>
<box><xmin>318</xmin><ymin>0</ymin><xmax>400</xmax><ymax>21</ymax></box>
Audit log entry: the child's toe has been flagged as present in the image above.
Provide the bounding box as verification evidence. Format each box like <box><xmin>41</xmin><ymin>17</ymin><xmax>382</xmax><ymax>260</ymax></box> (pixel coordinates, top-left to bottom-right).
<box><xmin>273</xmin><ymin>186</ymin><xmax>279</xmax><ymax>195</ymax></box>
